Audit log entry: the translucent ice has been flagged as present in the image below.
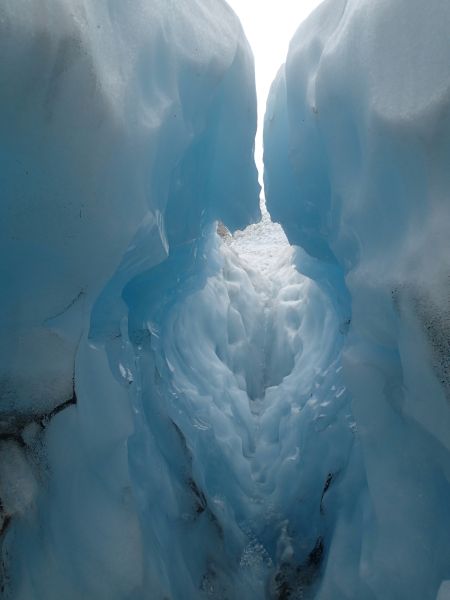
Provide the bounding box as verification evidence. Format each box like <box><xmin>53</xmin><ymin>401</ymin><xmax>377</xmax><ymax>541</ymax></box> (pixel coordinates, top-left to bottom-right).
<box><xmin>264</xmin><ymin>0</ymin><xmax>450</xmax><ymax>598</ymax></box>
<box><xmin>0</xmin><ymin>0</ymin><xmax>260</xmax><ymax>597</ymax></box>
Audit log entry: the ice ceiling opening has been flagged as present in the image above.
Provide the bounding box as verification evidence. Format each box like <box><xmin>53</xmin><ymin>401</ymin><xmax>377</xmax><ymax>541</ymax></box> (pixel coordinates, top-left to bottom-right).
<box><xmin>225</xmin><ymin>0</ymin><xmax>324</xmax><ymax>184</ymax></box>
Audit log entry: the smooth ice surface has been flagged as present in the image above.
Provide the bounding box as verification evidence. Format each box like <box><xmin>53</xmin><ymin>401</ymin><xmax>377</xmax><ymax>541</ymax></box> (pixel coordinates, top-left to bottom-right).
<box><xmin>264</xmin><ymin>0</ymin><xmax>450</xmax><ymax>598</ymax></box>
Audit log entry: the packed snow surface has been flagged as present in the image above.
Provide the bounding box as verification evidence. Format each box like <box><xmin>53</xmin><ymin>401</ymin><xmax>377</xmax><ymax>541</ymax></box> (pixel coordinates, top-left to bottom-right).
<box><xmin>230</xmin><ymin>210</ymin><xmax>289</xmax><ymax>275</ymax></box>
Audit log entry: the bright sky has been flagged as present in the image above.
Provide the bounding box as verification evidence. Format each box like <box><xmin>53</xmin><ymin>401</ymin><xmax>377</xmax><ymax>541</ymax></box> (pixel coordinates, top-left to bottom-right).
<box><xmin>225</xmin><ymin>0</ymin><xmax>323</xmax><ymax>183</ymax></box>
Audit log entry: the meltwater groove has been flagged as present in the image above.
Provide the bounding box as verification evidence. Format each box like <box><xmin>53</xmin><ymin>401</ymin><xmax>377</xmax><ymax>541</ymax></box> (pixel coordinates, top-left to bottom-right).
<box><xmin>121</xmin><ymin>212</ymin><xmax>356</xmax><ymax>598</ymax></box>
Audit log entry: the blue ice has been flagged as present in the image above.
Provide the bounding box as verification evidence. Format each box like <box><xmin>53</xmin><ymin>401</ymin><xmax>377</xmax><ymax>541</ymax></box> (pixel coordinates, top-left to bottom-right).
<box><xmin>1</xmin><ymin>1</ymin><xmax>450</xmax><ymax>599</ymax></box>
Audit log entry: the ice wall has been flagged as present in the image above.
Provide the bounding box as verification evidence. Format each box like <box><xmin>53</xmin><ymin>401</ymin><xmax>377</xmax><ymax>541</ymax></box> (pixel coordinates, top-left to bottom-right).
<box><xmin>264</xmin><ymin>0</ymin><xmax>450</xmax><ymax>598</ymax></box>
<box><xmin>0</xmin><ymin>0</ymin><xmax>259</xmax><ymax>421</ymax></box>
<box><xmin>0</xmin><ymin>1</ymin><xmax>260</xmax><ymax>597</ymax></box>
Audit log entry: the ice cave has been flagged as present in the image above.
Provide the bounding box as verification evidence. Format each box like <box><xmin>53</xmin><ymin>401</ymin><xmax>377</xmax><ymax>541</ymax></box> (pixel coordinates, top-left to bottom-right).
<box><xmin>1</xmin><ymin>0</ymin><xmax>450</xmax><ymax>599</ymax></box>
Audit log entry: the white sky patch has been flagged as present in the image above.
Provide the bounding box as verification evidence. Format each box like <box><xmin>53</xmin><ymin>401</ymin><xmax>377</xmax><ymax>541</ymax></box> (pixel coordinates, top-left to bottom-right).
<box><xmin>225</xmin><ymin>0</ymin><xmax>323</xmax><ymax>187</ymax></box>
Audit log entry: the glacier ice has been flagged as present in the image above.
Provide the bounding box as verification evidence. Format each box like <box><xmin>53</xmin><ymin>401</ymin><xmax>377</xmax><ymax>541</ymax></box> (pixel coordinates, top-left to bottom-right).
<box><xmin>0</xmin><ymin>0</ymin><xmax>261</xmax><ymax>597</ymax></box>
<box><xmin>1</xmin><ymin>0</ymin><xmax>450</xmax><ymax>599</ymax></box>
<box><xmin>264</xmin><ymin>0</ymin><xmax>450</xmax><ymax>598</ymax></box>
<box><xmin>0</xmin><ymin>0</ymin><xmax>259</xmax><ymax>419</ymax></box>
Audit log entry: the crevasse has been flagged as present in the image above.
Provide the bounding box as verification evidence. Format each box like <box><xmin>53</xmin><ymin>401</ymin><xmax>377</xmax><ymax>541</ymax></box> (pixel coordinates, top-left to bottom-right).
<box><xmin>1</xmin><ymin>1</ymin><xmax>450</xmax><ymax>600</ymax></box>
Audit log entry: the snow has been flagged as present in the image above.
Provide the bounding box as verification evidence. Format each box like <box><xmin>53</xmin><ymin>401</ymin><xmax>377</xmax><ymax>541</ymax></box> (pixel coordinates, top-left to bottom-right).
<box><xmin>230</xmin><ymin>210</ymin><xmax>290</xmax><ymax>275</ymax></box>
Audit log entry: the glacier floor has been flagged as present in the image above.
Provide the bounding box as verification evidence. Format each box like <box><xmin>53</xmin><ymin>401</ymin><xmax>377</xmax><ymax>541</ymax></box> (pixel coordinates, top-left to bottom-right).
<box><xmin>124</xmin><ymin>211</ymin><xmax>355</xmax><ymax>598</ymax></box>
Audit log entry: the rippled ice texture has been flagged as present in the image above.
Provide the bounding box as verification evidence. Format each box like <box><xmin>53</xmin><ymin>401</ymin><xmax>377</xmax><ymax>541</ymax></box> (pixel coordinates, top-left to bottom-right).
<box><xmin>120</xmin><ymin>214</ymin><xmax>354</xmax><ymax>599</ymax></box>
